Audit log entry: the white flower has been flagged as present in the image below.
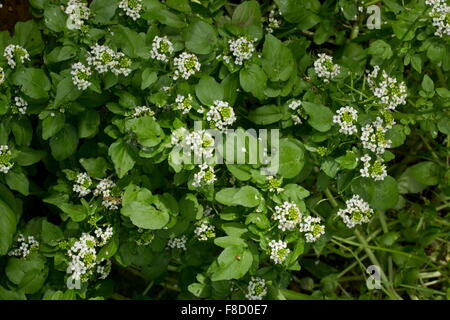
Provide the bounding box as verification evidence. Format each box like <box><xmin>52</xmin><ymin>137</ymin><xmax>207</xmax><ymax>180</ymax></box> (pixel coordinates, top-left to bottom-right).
<box><xmin>64</xmin><ymin>0</ymin><xmax>90</xmax><ymax>30</ymax></box>
<box><xmin>73</xmin><ymin>172</ymin><xmax>92</xmax><ymax>197</ymax></box>
<box><xmin>94</xmin><ymin>226</ymin><xmax>114</xmax><ymax>246</ymax></box>
<box><xmin>173</xmin><ymin>52</ymin><xmax>201</xmax><ymax>80</ymax></box>
<box><xmin>266</xmin><ymin>175</ymin><xmax>284</xmax><ymax>193</ymax></box>
<box><xmin>0</xmin><ymin>145</ymin><xmax>14</xmax><ymax>174</ymax></box>
<box><xmin>426</xmin><ymin>0</ymin><xmax>450</xmax><ymax>37</ymax></box>
<box><xmin>167</xmin><ymin>235</ymin><xmax>188</xmax><ymax>250</ymax></box>
<box><xmin>228</xmin><ymin>37</ymin><xmax>256</xmax><ymax>65</ymax></box>
<box><xmin>273</xmin><ymin>201</ymin><xmax>302</xmax><ymax>231</ymax></box>
<box><xmin>67</xmin><ymin>229</ymin><xmax>112</xmax><ymax>282</ymax></box>
<box><xmin>299</xmin><ymin>216</ymin><xmax>325</xmax><ymax>243</ymax></box>
<box><xmin>172</xmin><ymin>129</ymin><xmax>215</xmax><ymax>162</ymax></box>
<box><xmin>206</xmin><ymin>100</ymin><xmax>236</xmax><ymax>131</ymax></box>
<box><xmin>360</xmin><ymin>117</ymin><xmax>392</xmax><ymax>155</ymax></box>
<box><xmin>337</xmin><ymin>195</ymin><xmax>374</xmax><ymax>228</ymax></box>
<box><xmin>150</xmin><ymin>36</ymin><xmax>174</xmax><ymax>63</ymax></box>
<box><xmin>71</xmin><ymin>62</ymin><xmax>92</xmax><ymax>90</ymax></box>
<box><xmin>111</xmin><ymin>52</ymin><xmax>132</xmax><ymax>76</ymax></box>
<box><xmin>333</xmin><ymin>106</ymin><xmax>358</xmax><ymax>135</ymax></box>
<box><xmin>87</xmin><ymin>44</ymin><xmax>117</xmax><ymax>73</ymax></box>
<box><xmin>130</xmin><ymin>106</ymin><xmax>155</xmax><ymax>118</ymax></box>
<box><xmin>97</xmin><ymin>259</ymin><xmax>112</xmax><ymax>280</ymax></box>
<box><xmin>359</xmin><ymin>154</ymin><xmax>387</xmax><ymax>181</ymax></box>
<box><xmin>8</xmin><ymin>234</ymin><xmax>39</xmax><ymax>259</ymax></box>
<box><xmin>245</xmin><ymin>277</ymin><xmax>268</xmax><ymax>300</ymax></box>
<box><xmin>119</xmin><ymin>0</ymin><xmax>143</xmax><ymax>20</ymax></box>
<box><xmin>94</xmin><ymin>179</ymin><xmax>121</xmax><ymax>210</ymax></box>
<box><xmin>268</xmin><ymin>240</ymin><xmax>290</xmax><ymax>264</ymax></box>
<box><xmin>0</xmin><ymin>66</ymin><xmax>5</xmax><ymax>84</ymax></box>
<box><xmin>313</xmin><ymin>53</ymin><xmax>341</xmax><ymax>83</ymax></box>
<box><xmin>3</xmin><ymin>45</ymin><xmax>30</xmax><ymax>68</ymax></box>
<box><xmin>13</xmin><ymin>97</ymin><xmax>28</xmax><ymax>115</ymax></box>
<box><xmin>367</xmin><ymin>66</ymin><xmax>407</xmax><ymax>110</ymax></box>
<box><xmin>288</xmin><ymin>100</ymin><xmax>307</xmax><ymax>125</ymax></box>
<box><xmin>192</xmin><ymin>164</ymin><xmax>216</xmax><ymax>187</ymax></box>
<box><xmin>266</xmin><ymin>9</ymin><xmax>281</xmax><ymax>33</ymax></box>
<box><xmin>175</xmin><ymin>94</ymin><xmax>193</xmax><ymax>114</ymax></box>
<box><xmin>194</xmin><ymin>220</ymin><xmax>215</xmax><ymax>241</ymax></box>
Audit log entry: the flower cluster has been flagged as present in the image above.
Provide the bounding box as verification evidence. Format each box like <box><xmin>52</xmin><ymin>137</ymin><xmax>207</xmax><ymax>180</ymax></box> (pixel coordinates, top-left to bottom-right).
<box><xmin>313</xmin><ymin>53</ymin><xmax>341</xmax><ymax>83</ymax></box>
<box><xmin>288</xmin><ymin>100</ymin><xmax>307</xmax><ymax>125</ymax></box>
<box><xmin>360</xmin><ymin>154</ymin><xmax>387</xmax><ymax>181</ymax></box>
<box><xmin>130</xmin><ymin>106</ymin><xmax>155</xmax><ymax>119</ymax></box>
<box><xmin>266</xmin><ymin>176</ymin><xmax>284</xmax><ymax>193</ymax></box>
<box><xmin>67</xmin><ymin>227</ymin><xmax>113</xmax><ymax>282</ymax></box>
<box><xmin>0</xmin><ymin>145</ymin><xmax>14</xmax><ymax>174</ymax></box>
<box><xmin>228</xmin><ymin>37</ymin><xmax>256</xmax><ymax>65</ymax></box>
<box><xmin>12</xmin><ymin>97</ymin><xmax>28</xmax><ymax>115</ymax></box>
<box><xmin>272</xmin><ymin>202</ymin><xmax>302</xmax><ymax>231</ymax></box>
<box><xmin>3</xmin><ymin>45</ymin><xmax>30</xmax><ymax>68</ymax></box>
<box><xmin>426</xmin><ymin>0</ymin><xmax>450</xmax><ymax>37</ymax></box>
<box><xmin>71</xmin><ymin>62</ymin><xmax>92</xmax><ymax>90</ymax></box>
<box><xmin>337</xmin><ymin>195</ymin><xmax>374</xmax><ymax>228</ymax></box>
<box><xmin>194</xmin><ymin>219</ymin><xmax>216</xmax><ymax>241</ymax></box>
<box><xmin>245</xmin><ymin>277</ymin><xmax>268</xmax><ymax>300</ymax></box>
<box><xmin>150</xmin><ymin>36</ymin><xmax>174</xmax><ymax>63</ymax></box>
<box><xmin>119</xmin><ymin>0</ymin><xmax>143</xmax><ymax>21</ymax></box>
<box><xmin>268</xmin><ymin>240</ymin><xmax>290</xmax><ymax>264</ymax></box>
<box><xmin>192</xmin><ymin>164</ymin><xmax>217</xmax><ymax>188</ymax></box>
<box><xmin>64</xmin><ymin>0</ymin><xmax>91</xmax><ymax>31</ymax></box>
<box><xmin>367</xmin><ymin>66</ymin><xmax>407</xmax><ymax>110</ymax></box>
<box><xmin>8</xmin><ymin>234</ymin><xmax>39</xmax><ymax>259</ymax></box>
<box><xmin>167</xmin><ymin>235</ymin><xmax>188</xmax><ymax>251</ymax></box>
<box><xmin>266</xmin><ymin>9</ymin><xmax>282</xmax><ymax>33</ymax></box>
<box><xmin>87</xmin><ymin>44</ymin><xmax>132</xmax><ymax>76</ymax></box>
<box><xmin>299</xmin><ymin>216</ymin><xmax>325</xmax><ymax>243</ymax></box>
<box><xmin>206</xmin><ymin>100</ymin><xmax>236</xmax><ymax>131</ymax></box>
<box><xmin>0</xmin><ymin>66</ymin><xmax>5</xmax><ymax>84</ymax></box>
<box><xmin>73</xmin><ymin>172</ymin><xmax>93</xmax><ymax>197</ymax></box>
<box><xmin>93</xmin><ymin>179</ymin><xmax>121</xmax><ymax>210</ymax></box>
<box><xmin>361</xmin><ymin>117</ymin><xmax>392</xmax><ymax>155</ymax></box>
<box><xmin>175</xmin><ymin>94</ymin><xmax>193</xmax><ymax>114</ymax></box>
<box><xmin>173</xmin><ymin>52</ymin><xmax>201</xmax><ymax>80</ymax></box>
<box><xmin>333</xmin><ymin>106</ymin><xmax>358</xmax><ymax>135</ymax></box>
<box><xmin>171</xmin><ymin>128</ymin><xmax>215</xmax><ymax>162</ymax></box>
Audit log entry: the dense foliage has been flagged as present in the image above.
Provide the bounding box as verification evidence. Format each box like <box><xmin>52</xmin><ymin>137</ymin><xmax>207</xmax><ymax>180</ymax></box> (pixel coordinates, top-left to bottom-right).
<box><xmin>0</xmin><ymin>0</ymin><xmax>449</xmax><ymax>300</ymax></box>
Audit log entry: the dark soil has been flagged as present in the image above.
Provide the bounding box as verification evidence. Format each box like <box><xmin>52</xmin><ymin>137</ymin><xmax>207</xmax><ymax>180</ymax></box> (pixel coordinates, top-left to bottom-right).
<box><xmin>0</xmin><ymin>0</ymin><xmax>33</xmax><ymax>31</ymax></box>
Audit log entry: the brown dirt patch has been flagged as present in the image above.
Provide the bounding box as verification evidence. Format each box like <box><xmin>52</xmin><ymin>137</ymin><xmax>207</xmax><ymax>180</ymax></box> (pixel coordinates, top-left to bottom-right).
<box><xmin>0</xmin><ymin>0</ymin><xmax>33</xmax><ymax>31</ymax></box>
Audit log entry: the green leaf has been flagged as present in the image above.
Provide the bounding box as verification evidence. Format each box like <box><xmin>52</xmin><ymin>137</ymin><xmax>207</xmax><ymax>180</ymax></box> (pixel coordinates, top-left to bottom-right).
<box><xmin>278</xmin><ymin>138</ymin><xmax>305</xmax><ymax>178</ymax></box>
<box><xmin>0</xmin><ymin>199</ymin><xmax>17</xmax><ymax>256</ymax></box>
<box><xmin>351</xmin><ymin>176</ymin><xmax>399</xmax><ymax>211</ymax></box>
<box><xmin>49</xmin><ymin>124</ymin><xmax>79</xmax><ymax>161</ymax></box>
<box><xmin>195</xmin><ymin>76</ymin><xmax>224</xmax><ymax>106</ymax></box>
<box><xmin>335</xmin><ymin>151</ymin><xmax>358</xmax><ymax>170</ymax></box>
<box><xmin>261</xmin><ymin>34</ymin><xmax>295</xmax><ymax>82</ymax></box>
<box><xmin>5</xmin><ymin>170</ymin><xmax>29</xmax><ymax>196</ymax></box>
<box><xmin>248</xmin><ymin>105</ymin><xmax>282</xmax><ymax>125</ymax></box>
<box><xmin>90</xmin><ymin>0</ymin><xmax>119</xmax><ymax>24</ymax></box>
<box><xmin>41</xmin><ymin>220</ymin><xmax>64</xmax><ymax>246</ymax></box>
<box><xmin>216</xmin><ymin>186</ymin><xmax>261</xmax><ymax>207</ymax></box>
<box><xmin>6</xmin><ymin>254</ymin><xmax>48</xmax><ymax>294</ymax></box>
<box><xmin>240</xmin><ymin>64</ymin><xmax>267</xmax><ymax>101</ymax></box>
<box><xmin>54</xmin><ymin>77</ymin><xmax>81</xmax><ymax>106</ymax></box>
<box><xmin>274</xmin><ymin>0</ymin><xmax>320</xmax><ymax>26</ymax></box>
<box><xmin>302</xmin><ymin>102</ymin><xmax>333</xmax><ymax>132</ymax></box>
<box><xmin>108</xmin><ymin>139</ymin><xmax>135</xmax><ymax>178</ymax></box>
<box><xmin>125</xmin><ymin>116</ymin><xmax>164</xmax><ymax>147</ymax></box>
<box><xmin>78</xmin><ymin>109</ymin><xmax>100</xmax><ymax>138</ymax></box>
<box><xmin>44</xmin><ymin>5</ymin><xmax>67</xmax><ymax>32</ymax></box>
<box><xmin>14</xmin><ymin>147</ymin><xmax>46</xmax><ymax>166</ymax></box>
<box><xmin>141</xmin><ymin>68</ymin><xmax>157</xmax><ymax>90</ymax></box>
<box><xmin>209</xmin><ymin>246</ymin><xmax>253</xmax><ymax>281</ymax></box>
<box><xmin>79</xmin><ymin>157</ymin><xmax>109</xmax><ymax>179</ymax></box>
<box><xmin>121</xmin><ymin>185</ymin><xmax>170</xmax><ymax>229</ymax></box>
<box><xmin>12</xmin><ymin>68</ymin><xmax>51</xmax><ymax>100</ymax></box>
<box><xmin>421</xmin><ymin>74</ymin><xmax>434</xmax><ymax>93</ymax></box>
<box><xmin>46</xmin><ymin>46</ymin><xmax>77</xmax><ymax>64</ymax></box>
<box><xmin>42</xmin><ymin>113</ymin><xmax>65</xmax><ymax>140</ymax></box>
<box><xmin>11</xmin><ymin>118</ymin><xmax>33</xmax><ymax>146</ymax></box>
<box><xmin>14</xmin><ymin>20</ymin><xmax>44</xmax><ymax>55</ymax></box>
<box><xmin>110</xmin><ymin>25</ymin><xmax>150</xmax><ymax>59</ymax></box>
<box><xmin>231</xmin><ymin>0</ymin><xmax>263</xmax><ymax>40</ymax></box>
<box><xmin>185</xmin><ymin>20</ymin><xmax>217</xmax><ymax>54</ymax></box>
